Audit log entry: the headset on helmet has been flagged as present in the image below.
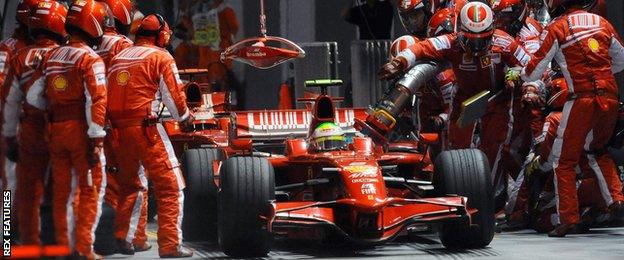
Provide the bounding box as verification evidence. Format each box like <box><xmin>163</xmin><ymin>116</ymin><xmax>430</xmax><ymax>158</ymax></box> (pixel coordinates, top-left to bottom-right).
<box><xmin>29</xmin><ymin>1</ymin><xmax>69</xmax><ymax>43</ymax></box>
<box><xmin>17</xmin><ymin>0</ymin><xmax>40</xmax><ymax>27</ymax></box>
<box><xmin>458</xmin><ymin>1</ymin><xmax>495</xmax><ymax>54</ymax></box>
<box><xmin>137</xmin><ymin>14</ymin><xmax>172</xmax><ymax>48</ymax></box>
<box><xmin>427</xmin><ymin>7</ymin><xmax>456</xmax><ymax>37</ymax></box>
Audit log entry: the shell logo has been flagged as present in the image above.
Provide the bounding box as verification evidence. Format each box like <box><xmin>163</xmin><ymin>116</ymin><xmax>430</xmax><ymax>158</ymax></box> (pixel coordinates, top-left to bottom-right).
<box><xmin>53</xmin><ymin>75</ymin><xmax>67</xmax><ymax>91</ymax></box>
<box><xmin>117</xmin><ymin>70</ymin><xmax>130</xmax><ymax>86</ymax></box>
<box><xmin>588</xmin><ymin>38</ymin><xmax>600</xmax><ymax>53</ymax></box>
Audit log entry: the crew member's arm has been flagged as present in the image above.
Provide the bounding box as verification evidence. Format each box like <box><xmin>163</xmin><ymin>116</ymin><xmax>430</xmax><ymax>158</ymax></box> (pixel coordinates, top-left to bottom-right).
<box><xmin>2</xmin><ymin>63</ymin><xmax>22</xmax><ymax>138</ymax></box>
<box><xmin>379</xmin><ymin>34</ymin><xmax>451</xmax><ymax>80</ymax></box>
<box><xmin>522</xmin><ymin>23</ymin><xmax>560</xmax><ymax>82</ymax></box>
<box><xmin>83</xmin><ymin>55</ymin><xmax>108</xmax><ymax>138</ymax></box>
<box><xmin>398</xmin><ymin>35</ymin><xmax>451</xmax><ymax>68</ymax></box>
<box><xmin>158</xmin><ymin>54</ymin><xmax>190</xmax><ymax>122</ymax></box>
<box><xmin>606</xmin><ymin>20</ymin><xmax>624</xmax><ymax>73</ymax></box>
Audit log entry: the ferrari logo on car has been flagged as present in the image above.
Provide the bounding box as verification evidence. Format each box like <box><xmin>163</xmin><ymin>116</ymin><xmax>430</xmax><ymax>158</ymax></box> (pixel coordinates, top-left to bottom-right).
<box><xmin>117</xmin><ymin>70</ymin><xmax>131</xmax><ymax>86</ymax></box>
<box><xmin>53</xmin><ymin>75</ymin><xmax>67</xmax><ymax>91</ymax></box>
<box><xmin>588</xmin><ymin>38</ymin><xmax>600</xmax><ymax>53</ymax></box>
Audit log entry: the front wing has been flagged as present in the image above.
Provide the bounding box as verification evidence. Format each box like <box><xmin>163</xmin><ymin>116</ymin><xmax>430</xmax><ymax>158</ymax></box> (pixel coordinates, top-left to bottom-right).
<box><xmin>266</xmin><ymin>196</ymin><xmax>475</xmax><ymax>243</ymax></box>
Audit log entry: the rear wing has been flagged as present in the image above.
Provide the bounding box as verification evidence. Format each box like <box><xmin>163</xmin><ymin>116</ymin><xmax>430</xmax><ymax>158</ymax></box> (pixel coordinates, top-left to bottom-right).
<box><xmin>235</xmin><ymin>108</ymin><xmax>367</xmax><ymax>141</ymax></box>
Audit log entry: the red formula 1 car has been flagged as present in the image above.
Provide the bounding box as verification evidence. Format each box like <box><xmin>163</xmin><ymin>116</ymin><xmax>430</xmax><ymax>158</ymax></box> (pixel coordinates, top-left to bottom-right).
<box><xmin>161</xmin><ymin>70</ymin><xmax>366</xmax><ymax>241</ymax></box>
<box><xmin>215</xmin><ymin>80</ymin><xmax>495</xmax><ymax>257</ymax></box>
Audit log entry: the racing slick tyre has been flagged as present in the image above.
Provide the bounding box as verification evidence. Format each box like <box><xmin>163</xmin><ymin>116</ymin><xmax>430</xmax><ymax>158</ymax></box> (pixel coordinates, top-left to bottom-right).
<box><xmin>434</xmin><ymin>149</ymin><xmax>495</xmax><ymax>248</ymax></box>
<box><xmin>182</xmin><ymin>148</ymin><xmax>224</xmax><ymax>241</ymax></box>
<box><xmin>218</xmin><ymin>156</ymin><xmax>275</xmax><ymax>257</ymax></box>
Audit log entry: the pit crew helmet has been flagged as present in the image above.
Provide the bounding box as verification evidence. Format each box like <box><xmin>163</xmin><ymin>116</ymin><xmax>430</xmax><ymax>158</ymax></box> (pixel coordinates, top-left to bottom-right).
<box><xmin>458</xmin><ymin>1</ymin><xmax>495</xmax><ymax>54</ymax></box>
<box><xmin>547</xmin><ymin>77</ymin><xmax>568</xmax><ymax>110</ymax></box>
<box><xmin>98</xmin><ymin>0</ymin><xmax>135</xmax><ymax>35</ymax></box>
<box><xmin>427</xmin><ymin>7</ymin><xmax>456</xmax><ymax>37</ymax></box>
<box><xmin>546</xmin><ymin>0</ymin><xmax>596</xmax><ymax>14</ymax></box>
<box><xmin>389</xmin><ymin>35</ymin><xmax>420</xmax><ymax>59</ymax></box>
<box><xmin>398</xmin><ymin>0</ymin><xmax>443</xmax><ymax>36</ymax></box>
<box><xmin>29</xmin><ymin>1</ymin><xmax>69</xmax><ymax>42</ymax></box>
<box><xmin>310</xmin><ymin>122</ymin><xmax>346</xmax><ymax>151</ymax></box>
<box><xmin>491</xmin><ymin>0</ymin><xmax>527</xmax><ymax>35</ymax></box>
<box><xmin>136</xmin><ymin>14</ymin><xmax>172</xmax><ymax>48</ymax></box>
<box><xmin>66</xmin><ymin>0</ymin><xmax>111</xmax><ymax>45</ymax></box>
<box><xmin>17</xmin><ymin>0</ymin><xmax>41</xmax><ymax>26</ymax></box>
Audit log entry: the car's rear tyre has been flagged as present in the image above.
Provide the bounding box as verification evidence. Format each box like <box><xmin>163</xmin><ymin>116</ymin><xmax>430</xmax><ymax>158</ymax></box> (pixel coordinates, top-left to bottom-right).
<box><xmin>218</xmin><ymin>157</ymin><xmax>275</xmax><ymax>257</ymax></box>
<box><xmin>434</xmin><ymin>149</ymin><xmax>495</xmax><ymax>248</ymax></box>
<box><xmin>182</xmin><ymin>148</ymin><xmax>224</xmax><ymax>241</ymax></box>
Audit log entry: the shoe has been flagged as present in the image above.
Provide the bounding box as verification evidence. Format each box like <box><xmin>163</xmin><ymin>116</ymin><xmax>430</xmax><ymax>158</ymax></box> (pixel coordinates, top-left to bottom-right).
<box><xmin>548</xmin><ymin>223</ymin><xmax>579</xmax><ymax>237</ymax></box>
<box><xmin>72</xmin><ymin>251</ymin><xmax>104</xmax><ymax>260</ymax></box>
<box><xmin>116</xmin><ymin>239</ymin><xmax>135</xmax><ymax>255</ymax></box>
<box><xmin>160</xmin><ymin>247</ymin><xmax>194</xmax><ymax>258</ymax></box>
<box><xmin>608</xmin><ymin>201</ymin><xmax>624</xmax><ymax>220</ymax></box>
<box><xmin>134</xmin><ymin>242</ymin><xmax>153</xmax><ymax>252</ymax></box>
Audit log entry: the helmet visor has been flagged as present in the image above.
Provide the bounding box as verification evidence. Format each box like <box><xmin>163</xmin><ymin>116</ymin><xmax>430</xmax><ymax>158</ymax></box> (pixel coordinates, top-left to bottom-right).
<box><xmin>428</xmin><ymin>19</ymin><xmax>454</xmax><ymax>37</ymax></box>
<box><xmin>312</xmin><ymin>136</ymin><xmax>346</xmax><ymax>151</ymax></box>
<box><xmin>460</xmin><ymin>31</ymin><xmax>493</xmax><ymax>53</ymax></box>
<box><xmin>400</xmin><ymin>8</ymin><xmax>428</xmax><ymax>36</ymax></box>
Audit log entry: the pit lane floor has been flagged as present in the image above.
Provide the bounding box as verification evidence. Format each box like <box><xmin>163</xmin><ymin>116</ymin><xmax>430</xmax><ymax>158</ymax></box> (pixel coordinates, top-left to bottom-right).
<box><xmin>105</xmin><ymin>224</ymin><xmax>624</xmax><ymax>259</ymax></box>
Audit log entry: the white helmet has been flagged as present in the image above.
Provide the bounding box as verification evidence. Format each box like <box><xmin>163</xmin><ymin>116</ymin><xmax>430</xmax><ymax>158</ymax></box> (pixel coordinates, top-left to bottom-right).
<box><xmin>458</xmin><ymin>1</ymin><xmax>494</xmax><ymax>53</ymax></box>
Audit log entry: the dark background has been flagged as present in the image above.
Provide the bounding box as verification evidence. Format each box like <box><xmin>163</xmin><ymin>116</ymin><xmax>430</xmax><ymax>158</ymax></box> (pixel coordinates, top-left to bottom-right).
<box><xmin>2</xmin><ymin>0</ymin><xmax>622</xmax><ymax>109</ymax></box>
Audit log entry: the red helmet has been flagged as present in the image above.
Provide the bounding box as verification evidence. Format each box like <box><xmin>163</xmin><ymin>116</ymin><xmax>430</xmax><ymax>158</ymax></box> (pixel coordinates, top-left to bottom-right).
<box><xmin>547</xmin><ymin>77</ymin><xmax>568</xmax><ymax>110</ymax></box>
<box><xmin>29</xmin><ymin>1</ymin><xmax>68</xmax><ymax>39</ymax></box>
<box><xmin>398</xmin><ymin>0</ymin><xmax>444</xmax><ymax>36</ymax></box>
<box><xmin>17</xmin><ymin>0</ymin><xmax>41</xmax><ymax>26</ymax></box>
<box><xmin>389</xmin><ymin>35</ymin><xmax>420</xmax><ymax>59</ymax></box>
<box><xmin>491</xmin><ymin>0</ymin><xmax>527</xmax><ymax>35</ymax></box>
<box><xmin>136</xmin><ymin>14</ymin><xmax>172</xmax><ymax>48</ymax></box>
<box><xmin>98</xmin><ymin>0</ymin><xmax>134</xmax><ymax>26</ymax></box>
<box><xmin>458</xmin><ymin>1</ymin><xmax>494</xmax><ymax>54</ymax></box>
<box><xmin>427</xmin><ymin>7</ymin><xmax>456</xmax><ymax>37</ymax></box>
<box><xmin>547</xmin><ymin>0</ymin><xmax>596</xmax><ymax>13</ymax></box>
<box><xmin>66</xmin><ymin>0</ymin><xmax>111</xmax><ymax>39</ymax></box>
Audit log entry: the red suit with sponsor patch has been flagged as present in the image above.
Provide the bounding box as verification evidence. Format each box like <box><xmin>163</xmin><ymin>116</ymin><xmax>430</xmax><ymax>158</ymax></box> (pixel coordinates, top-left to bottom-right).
<box><xmin>28</xmin><ymin>0</ymin><xmax>110</xmax><ymax>257</ymax></box>
<box><xmin>1</xmin><ymin>0</ymin><xmax>68</xmax><ymax>244</ymax></box>
<box><xmin>522</xmin><ymin>8</ymin><xmax>624</xmax><ymax>225</ymax></box>
<box><xmin>36</xmin><ymin>40</ymin><xmax>108</xmax><ymax>257</ymax></box>
<box><xmin>106</xmin><ymin>15</ymin><xmax>190</xmax><ymax>256</ymax></box>
<box><xmin>397</xmin><ymin>29</ymin><xmax>530</xmax><ymax>182</ymax></box>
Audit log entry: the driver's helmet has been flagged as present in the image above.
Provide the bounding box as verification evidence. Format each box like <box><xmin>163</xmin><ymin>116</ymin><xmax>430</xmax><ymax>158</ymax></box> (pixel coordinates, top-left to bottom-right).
<box><xmin>310</xmin><ymin>122</ymin><xmax>346</xmax><ymax>151</ymax></box>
